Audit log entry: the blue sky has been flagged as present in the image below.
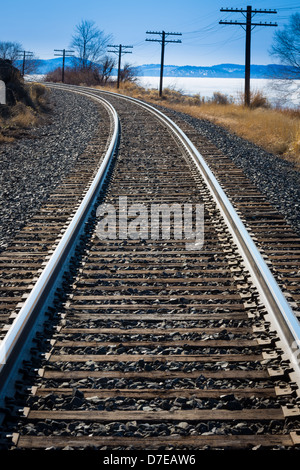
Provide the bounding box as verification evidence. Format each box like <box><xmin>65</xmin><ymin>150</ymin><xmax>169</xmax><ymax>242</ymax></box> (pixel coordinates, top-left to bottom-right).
<box><xmin>1</xmin><ymin>0</ymin><xmax>299</xmax><ymax>66</ymax></box>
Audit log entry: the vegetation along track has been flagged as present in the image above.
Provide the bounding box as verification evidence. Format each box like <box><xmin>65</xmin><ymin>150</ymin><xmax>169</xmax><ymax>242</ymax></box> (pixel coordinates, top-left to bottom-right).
<box><xmin>0</xmin><ymin>83</ymin><xmax>300</xmax><ymax>450</ymax></box>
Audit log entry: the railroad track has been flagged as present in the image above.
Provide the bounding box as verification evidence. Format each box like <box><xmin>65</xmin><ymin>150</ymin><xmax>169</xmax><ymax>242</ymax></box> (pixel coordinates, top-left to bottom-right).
<box><xmin>0</xmin><ymin>83</ymin><xmax>300</xmax><ymax>451</ymax></box>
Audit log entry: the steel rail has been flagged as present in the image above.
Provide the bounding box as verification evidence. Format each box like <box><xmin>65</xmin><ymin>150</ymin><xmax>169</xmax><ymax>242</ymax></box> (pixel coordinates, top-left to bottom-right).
<box><xmin>47</xmin><ymin>83</ymin><xmax>300</xmax><ymax>384</ymax></box>
<box><xmin>0</xmin><ymin>90</ymin><xmax>119</xmax><ymax>397</ymax></box>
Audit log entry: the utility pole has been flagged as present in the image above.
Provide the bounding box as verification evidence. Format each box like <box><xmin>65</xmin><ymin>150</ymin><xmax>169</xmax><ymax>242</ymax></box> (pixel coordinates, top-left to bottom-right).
<box><xmin>146</xmin><ymin>31</ymin><xmax>182</xmax><ymax>97</ymax></box>
<box><xmin>17</xmin><ymin>50</ymin><xmax>33</xmax><ymax>77</ymax></box>
<box><xmin>107</xmin><ymin>44</ymin><xmax>133</xmax><ymax>88</ymax></box>
<box><xmin>220</xmin><ymin>6</ymin><xmax>277</xmax><ymax>106</ymax></box>
<box><xmin>54</xmin><ymin>49</ymin><xmax>74</xmax><ymax>83</ymax></box>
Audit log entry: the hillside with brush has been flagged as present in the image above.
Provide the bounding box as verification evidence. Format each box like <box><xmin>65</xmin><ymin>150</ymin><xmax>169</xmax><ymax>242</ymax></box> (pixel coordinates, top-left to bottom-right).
<box><xmin>0</xmin><ymin>59</ymin><xmax>51</xmax><ymax>143</ymax></box>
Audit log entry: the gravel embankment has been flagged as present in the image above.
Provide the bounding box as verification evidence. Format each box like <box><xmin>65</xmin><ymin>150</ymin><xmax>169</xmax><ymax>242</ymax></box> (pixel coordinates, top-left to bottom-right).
<box><xmin>158</xmin><ymin>106</ymin><xmax>300</xmax><ymax>237</ymax></box>
<box><xmin>0</xmin><ymin>88</ymin><xmax>101</xmax><ymax>251</ymax></box>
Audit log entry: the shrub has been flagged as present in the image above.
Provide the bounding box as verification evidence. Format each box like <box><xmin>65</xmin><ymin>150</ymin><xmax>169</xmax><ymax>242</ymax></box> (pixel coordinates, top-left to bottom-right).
<box><xmin>10</xmin><ymin>102</ymin><xmax>39</xmax><ymax>128</ymax></box>
<box><xmin>237</xmin><ymin>90</ymin><xmax>270</xmax><ymax>109</ymax></box>
<box><xmin>249</xmin><ymin>90</ymin><xmax>270</xmax><ymax>109</ymax></box>
<box><xmin>45</xmin><ymin>66</ymin><xmax>107</xmax><ymax>86</ymax></box>
<box><xmin>189</xmin><ymin>93</ymin><xmax>203</xmax><ymax>106</ymax></box>
<box><xmin>211</xmin><ymin>92</ymin><xmax>232</xmax><ymax>105</ymax></box>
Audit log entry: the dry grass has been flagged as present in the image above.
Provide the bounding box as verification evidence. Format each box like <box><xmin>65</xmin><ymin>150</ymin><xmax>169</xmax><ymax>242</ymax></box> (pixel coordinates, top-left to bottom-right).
<box><xmin>0</xmin><ymin>83</ymin><xmax>51</xmax><ymax>143</ymax></box>
<box><xmin>171</xmin><ymin>102</ymin><xmax>300</xmax><ymax>159</ymax></box>
<box><xmin>0</xmin><ymin>132</ymin><xmax>14</xmax><ymax>144</ymax></box>
<box><xmin>9</xmin><ymin>102</ymin><xmax>40</xmax><ymax>128</ymax></box>
<box><xmin>98</xmin><ymin>81</ymin><xmax>300</xmax><ymax>166</ymax></box>
<box><xmin>27</xmin><ymin>82</ymin><xmax>50</xmax><ymax>110</ymax></box>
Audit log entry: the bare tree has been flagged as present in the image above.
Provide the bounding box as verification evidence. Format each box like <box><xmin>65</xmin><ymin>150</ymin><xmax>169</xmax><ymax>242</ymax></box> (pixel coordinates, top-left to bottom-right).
<box><xmin>71</xmin><ymin>20</ymin><xmax>111</xmax><ymax>70</ymax></box>
<box><xmin>269</xmin><ymin>13</ymin><xmax>300</xmax><ymax>105</ymax></box>
<box><xmin>0</xmin><ymin>41</ymin><xmax>22</xmax><ymax>65</ymax></box>
<box><xmin>98</xmin><ymin>55</ymin><xmax>115</xmax><ymax>83</ymax></box>
<box><xmin>119</xmin><ymin>63</ymin><xmax>137</xmax><ymax>83</ymax></box>
<box><xmin>0</xmin><ymin>42</ymin><xmax>40</xmax><ymax>77</ymax></box>
<box><xmin>271</xmin><ymin>13</ymin><xmax>300</xmax><ymax>79</ymax></box>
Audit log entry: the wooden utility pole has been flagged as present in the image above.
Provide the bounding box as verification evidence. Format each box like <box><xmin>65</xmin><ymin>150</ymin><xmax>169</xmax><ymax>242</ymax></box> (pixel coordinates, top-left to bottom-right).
<box><xmin>54</xmin><ymin>49</ymin><xmax>74</xmax><ymax>83</ymax></box>
<box><xmin>17</xmin><ymin>50</ymin><xmax>33</xmax><ymax>77</ymax></box>
<box><xmin>146</xmin><ymin>31</ymin><xmax>182</xmax><ymax>97</ymax></box>
<box><xmin>220</xmin><ymin>6</ymin><xmax>277</xmax><ymax>106</ymax></box>
<box><xmin>107</xmin><ymin>44</ymin><xmax>133</xmax><ymax>88</ymax></box>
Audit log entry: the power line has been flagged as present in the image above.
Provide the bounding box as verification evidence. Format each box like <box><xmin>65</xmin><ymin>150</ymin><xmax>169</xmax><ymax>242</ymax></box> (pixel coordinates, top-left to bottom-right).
<box><xmin>276</xmin><ymin>3</ymin><xmax>300</xmax><ymax>10</ymax></box>
<box><xmin>183</xmin><ymin>19</ymin><xmax>221</xmax><ymax>37</ymax></box>
<box><xmin>146</xmin><ymin>31</ymin><xmax>182</xmax><ymax>97</ymax></box>
<box><xmin>108</xmin><ymin>44</ymin><xmax>133</xmax><ymax>88</ymax></box>
<box><xmin>54</xmin><ymin>49</ymin><xmax>74</xmax><ymax>83</ymax></box>
<box><xmin>220</xmin><ymin>6</ymin><xmax>277</xmax><ymax>106</ymax></box>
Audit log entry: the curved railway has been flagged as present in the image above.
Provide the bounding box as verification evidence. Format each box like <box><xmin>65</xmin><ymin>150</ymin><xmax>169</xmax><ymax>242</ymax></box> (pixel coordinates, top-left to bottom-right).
<box><xmin>0</xmin><ymin>84</ymin><xmax>300</xmax><ymax>450</ymax></box>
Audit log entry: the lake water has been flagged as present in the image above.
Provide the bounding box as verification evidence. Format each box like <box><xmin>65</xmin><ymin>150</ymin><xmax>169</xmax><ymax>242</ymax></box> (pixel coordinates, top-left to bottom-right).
<box><xmin>136</xmin><ymin>76</ymin><xmax>299</xmax><ymax>108</ymax></box>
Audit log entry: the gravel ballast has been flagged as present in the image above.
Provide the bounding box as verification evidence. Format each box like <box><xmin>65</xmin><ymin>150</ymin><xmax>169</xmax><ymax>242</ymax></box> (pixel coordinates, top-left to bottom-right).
<box><xmin>0</xmin><ymin>88</ymin><xmax>101</xmax><ymax>251</ymax></box>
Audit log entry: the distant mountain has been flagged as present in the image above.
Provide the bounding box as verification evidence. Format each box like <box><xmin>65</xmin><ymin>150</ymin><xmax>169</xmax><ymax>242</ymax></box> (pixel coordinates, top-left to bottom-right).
<box><xmin>135</xmin><ymin>63</ymin><xmax>296</xmax><ymax>79</ymax></box>
<box><xmin>23</xmin><ymin>58</ymin><xmax>297</xmax><ymax>79</ymax></box>
<box><xmin>18</xmin><ymin>57</ymin><xmax>76</xmax><ymax>74</ymax></box>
